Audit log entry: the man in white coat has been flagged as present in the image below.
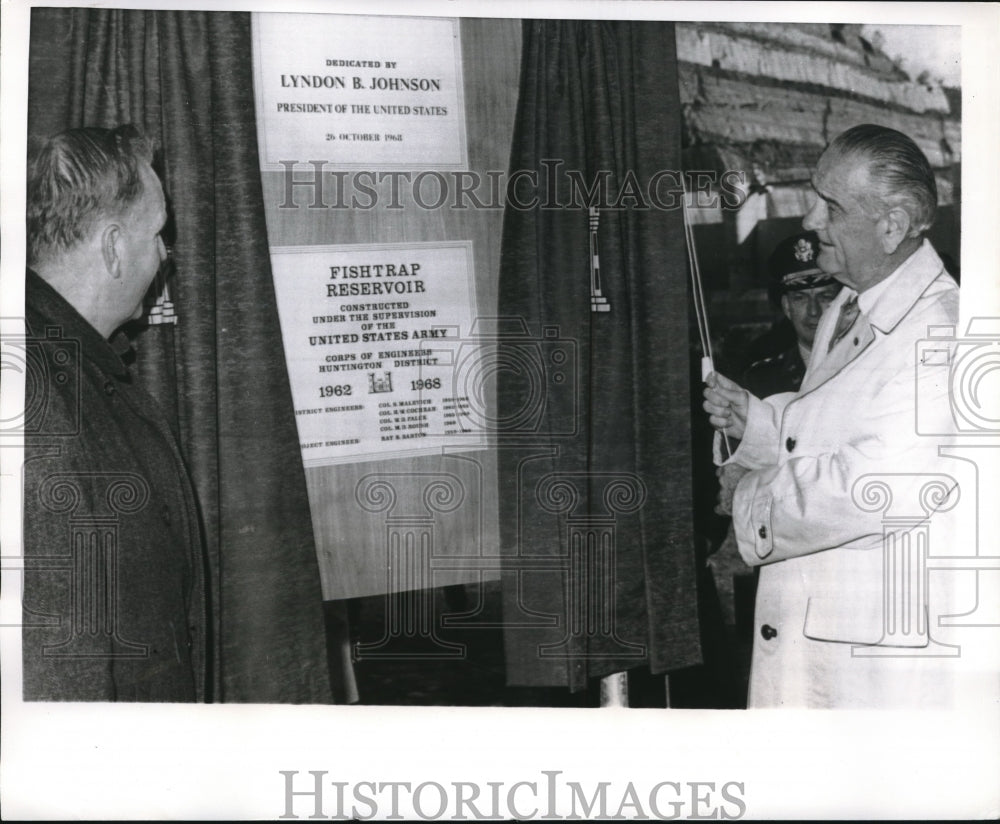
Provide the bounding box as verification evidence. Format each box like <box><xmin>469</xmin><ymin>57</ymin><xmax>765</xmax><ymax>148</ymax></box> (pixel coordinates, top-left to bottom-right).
<box><xmin>704</xmin><ymin>124</ymin><xmax>964</xmax><ymax>708</ymax></box>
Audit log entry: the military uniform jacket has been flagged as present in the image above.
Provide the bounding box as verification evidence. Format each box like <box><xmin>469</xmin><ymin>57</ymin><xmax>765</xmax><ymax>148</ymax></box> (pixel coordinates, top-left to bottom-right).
<box><xmin>742</xmin><ymin>345</ymin><xmax>805</xmax><ymax>399</ymax></box>
<box><xmin>23</xmin><ymin>271</ymin><xmax>209</xmax><ymax>701</ymax></box>
<box><xmin>725</xmin><ymin>241</ymin><xmax>963</xmax><ymax>708</ymax></box>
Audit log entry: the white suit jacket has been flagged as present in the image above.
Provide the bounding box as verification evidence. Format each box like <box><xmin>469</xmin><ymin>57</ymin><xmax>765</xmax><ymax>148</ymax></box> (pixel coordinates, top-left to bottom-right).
<box><xmin>725</xmin><ymin>240</ymin><xmax>963</xmax><ymax>707</ymax></box>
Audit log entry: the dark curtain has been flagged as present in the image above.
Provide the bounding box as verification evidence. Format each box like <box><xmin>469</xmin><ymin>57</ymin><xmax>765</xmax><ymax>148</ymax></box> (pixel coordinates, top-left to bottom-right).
<box><xmin>27</xmin><ymin>9</ymin><xmax>336</xmax><ymax>702</ymax></box>
<box><xmin>498</xmin><ymin>21</ymin><xmax>701</xmax><ymax>690</ymax></box>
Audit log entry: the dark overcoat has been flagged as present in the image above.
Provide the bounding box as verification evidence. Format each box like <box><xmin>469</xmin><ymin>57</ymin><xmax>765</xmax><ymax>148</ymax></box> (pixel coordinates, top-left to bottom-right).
<box><xmin>23</xmin><ymin>271</ymin><xmax>209</xmax><ymax>702</ymax></box>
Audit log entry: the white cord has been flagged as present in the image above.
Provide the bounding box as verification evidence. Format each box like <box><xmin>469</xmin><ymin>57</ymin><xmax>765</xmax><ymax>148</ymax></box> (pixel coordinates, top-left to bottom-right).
<box><xmin>681</xmin><ymin>174</ymin><xmax>732</xmax><ymax>459</ymax></box>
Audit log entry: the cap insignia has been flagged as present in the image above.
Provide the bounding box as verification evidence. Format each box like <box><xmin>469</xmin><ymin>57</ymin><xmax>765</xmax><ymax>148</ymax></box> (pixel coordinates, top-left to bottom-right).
<box><xmin>793</xmin><ymin>238</ymin><xmax>815</xmax><ymax>263</ymax></box>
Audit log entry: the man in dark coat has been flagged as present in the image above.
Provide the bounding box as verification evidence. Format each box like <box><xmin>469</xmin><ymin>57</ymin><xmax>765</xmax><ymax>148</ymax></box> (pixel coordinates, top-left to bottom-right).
<box><xmin>22</xmin><ymin>125</ymin><xmax>209</xmax><ymax>701</ymax></box>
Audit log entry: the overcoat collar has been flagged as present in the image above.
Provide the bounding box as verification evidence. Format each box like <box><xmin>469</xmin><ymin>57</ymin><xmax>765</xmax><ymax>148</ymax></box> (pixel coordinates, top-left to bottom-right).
<box><xmin>862</xmin><ymin>239</ymin><xmax>946</xmax><ymax>335</ymax></box>
<box><xmin>800</xmin><ymin>240</ymin><xmax>947</xmax><ymax>392</ymax></box>
<box><xmin>26</xmin><ymin>269</ymin><xmax>133</xmax><ymax>381</ymax></box>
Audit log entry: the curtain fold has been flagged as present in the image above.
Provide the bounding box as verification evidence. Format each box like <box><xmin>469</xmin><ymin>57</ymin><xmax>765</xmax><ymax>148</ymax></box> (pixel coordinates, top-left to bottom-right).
<box><xmin>498</xmin><ymin>20</ymin><xmax>701</xmax><ymax>690</ymax></box>
<box><xmin>27</xmin><ymin>8</ymin><xmax>335</xmax><ymax>702</ymax></box>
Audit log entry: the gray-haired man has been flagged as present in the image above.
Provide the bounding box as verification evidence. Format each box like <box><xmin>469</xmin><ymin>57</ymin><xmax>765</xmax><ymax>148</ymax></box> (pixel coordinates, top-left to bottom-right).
<box><xmin>703</xmin><ymin>124</ymin><xmax>961</xmax><ymax>708</ymax></box>
<box><xmin>23</xmin><ymin>125</ymin><xmax>209</xmax><ymax>701</ymax></box>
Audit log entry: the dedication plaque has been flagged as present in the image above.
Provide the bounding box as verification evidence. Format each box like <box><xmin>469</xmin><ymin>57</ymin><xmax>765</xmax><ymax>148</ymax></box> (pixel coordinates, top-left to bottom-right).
<box><xmin>252</xmin><ymin>13</ymin><xmax>467</xmax><ymax>168</ymax></box>
<box><xmin>270</xmin><ymin>242</ymin><xmax>486</xmax><ymax>466</ymax></box>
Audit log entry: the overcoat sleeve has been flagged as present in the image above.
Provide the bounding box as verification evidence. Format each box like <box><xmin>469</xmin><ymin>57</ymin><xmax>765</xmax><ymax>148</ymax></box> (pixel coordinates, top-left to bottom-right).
<box><xmin>730</xmin><ymin>339</ymin><xmax>955</xmax><ymax>565</ymax></box>
<box><xmin>713</xmin><ymin>390</ymin><xmax>796</xmax><ymax>469</ymax></box>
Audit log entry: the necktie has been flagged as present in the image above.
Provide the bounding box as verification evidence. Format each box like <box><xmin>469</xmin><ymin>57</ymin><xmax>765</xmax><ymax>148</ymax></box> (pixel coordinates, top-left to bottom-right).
<box><xmin>828</xmin><ymin>294</ymin><xmax>860</xmax><ymax>352</ymax></box>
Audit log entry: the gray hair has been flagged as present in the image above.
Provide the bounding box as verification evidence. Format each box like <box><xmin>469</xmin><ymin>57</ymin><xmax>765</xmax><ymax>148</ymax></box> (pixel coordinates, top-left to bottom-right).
<box><xmin>827</xmin><ymin>123</ymin><xmax>938</xmax><ymax>235</ymax></box>
<box><xmin>27</xmin><ymin>124</ymin><xmax>155</xmax><ymax>266</ymax></box>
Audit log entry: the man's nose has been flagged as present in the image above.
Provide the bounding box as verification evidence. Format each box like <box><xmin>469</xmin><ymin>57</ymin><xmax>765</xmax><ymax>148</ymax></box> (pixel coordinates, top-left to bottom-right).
<box><xmin>807</xmin><ymin>296</ymin><xmax>822</xmax><ymax>317</ymax></box>
<box><xmin>802</xmin><ymin>200</ymin><xmax>823</xmax><ymax>232</ymax></box>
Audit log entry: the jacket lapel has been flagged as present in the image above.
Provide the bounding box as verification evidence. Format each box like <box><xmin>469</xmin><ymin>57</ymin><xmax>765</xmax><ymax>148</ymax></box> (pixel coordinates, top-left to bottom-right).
<box><xmin>796</xmin><ymin>241</ymin><xmax>947</xmax><ymax>396</ymax></box>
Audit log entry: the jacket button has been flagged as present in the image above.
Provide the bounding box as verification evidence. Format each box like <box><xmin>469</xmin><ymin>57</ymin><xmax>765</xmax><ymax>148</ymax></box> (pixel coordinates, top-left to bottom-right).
<box><xmin>785</xmin><ymin>436</ymin><xmax>796</xmax><ymax>452</ymax></box>
<box><xmin>103</xmin><ymin>381</ymin><xmax>116</xmax><ymax>396</ymax></box>
<box><xmin>758</xmin><ymin>525</ymin><xmax>767</xmax><ymax>539</ymax></box>
<box><xmin>761</xmin><ymin>624</ymin><xmax>778</xmax><ymax>640</ymax></box>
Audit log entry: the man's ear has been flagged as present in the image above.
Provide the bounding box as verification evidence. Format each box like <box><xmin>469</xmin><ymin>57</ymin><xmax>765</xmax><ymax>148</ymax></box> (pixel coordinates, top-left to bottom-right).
<box><xmin>880</xmin><ymin>206</ymin><xmax>912</xmax><ymax>254</ymax></box>
<box><xmin>779</xmin><ymin>293</ymin><xmax>792</xmax><ymax>321</ymax></box>
<box><xmin>101</xmin><ymin>224</ymin><xmax>123</xmax><ymax>278</ymax></box>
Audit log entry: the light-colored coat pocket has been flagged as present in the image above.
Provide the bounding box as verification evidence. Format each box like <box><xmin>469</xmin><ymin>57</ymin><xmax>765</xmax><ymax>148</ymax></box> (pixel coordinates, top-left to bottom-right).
<box><xmin>803</xmin><ymin>596</ymin><xmax>930</xmax><ymax>647</ymax></box>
